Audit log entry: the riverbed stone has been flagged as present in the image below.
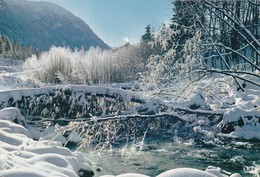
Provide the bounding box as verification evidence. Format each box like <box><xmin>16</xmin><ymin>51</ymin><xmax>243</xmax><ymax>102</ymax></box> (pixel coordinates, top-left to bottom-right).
<box><xmin>78</xmin><ymin>168</ymin><xmax>94</xmax><ymax>177</ymax></box>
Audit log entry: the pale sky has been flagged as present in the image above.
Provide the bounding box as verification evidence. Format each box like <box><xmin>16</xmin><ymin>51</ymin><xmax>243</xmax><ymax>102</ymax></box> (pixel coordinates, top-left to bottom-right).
<box><xmin>33</xmin><ymin>0</ymin><xmax>172</xmax><ymax>47</ymax></box>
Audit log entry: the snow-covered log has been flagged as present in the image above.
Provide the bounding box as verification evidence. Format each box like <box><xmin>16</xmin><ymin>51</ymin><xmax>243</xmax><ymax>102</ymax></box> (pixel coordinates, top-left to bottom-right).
<box><xmin>0</xmin><ymin>85</ymin><xmax>149</xmax><ymax>120</ymax></box>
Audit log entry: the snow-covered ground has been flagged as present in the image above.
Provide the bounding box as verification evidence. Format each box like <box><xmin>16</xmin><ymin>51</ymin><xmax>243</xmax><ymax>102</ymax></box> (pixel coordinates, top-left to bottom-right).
<box><xmin>0</xmin><ymin>107</ymin><xmax>93</xmax><ymax>177</ymax></box>
<box><xmin>0</xmin><ymin>58</ymin><xmax>39</xmax><ymax>90</ymax></box>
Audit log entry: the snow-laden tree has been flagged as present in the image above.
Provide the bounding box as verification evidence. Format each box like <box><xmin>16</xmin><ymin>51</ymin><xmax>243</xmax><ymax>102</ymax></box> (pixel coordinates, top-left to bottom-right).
<box><xmin>143</xmin><ymin>23</ymin><xmax>206</xmax><ymax>99</ymax></box>
<box><xmin>199</xmin><ymin>0</ymin><xmax>260</xmax><ymax>89</ymax></box>
<box><xmin>142</xmin><ymin>0</ymin><xmax>260</xmax><ymax>96</ymax></box>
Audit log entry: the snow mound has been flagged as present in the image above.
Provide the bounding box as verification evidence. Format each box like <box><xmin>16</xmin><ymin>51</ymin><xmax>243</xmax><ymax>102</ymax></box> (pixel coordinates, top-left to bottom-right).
<box><xmin>99</xmin><ymin>173</ymin><xmax>150</xmax><ymax>177</ymax></box>
<box><xmin>99</xmin><ymin>168</ymin><xmax>241</xmax><ymax>177</ymax></box>
<box><xmin>0</xmin><ymin>108</ymin><xmax>93</xmax><ymax>177</ymax></box>
<box><xmin>156</xmin><ymin>168</ymin><xmax>218</xmax><ymax>177</ymax></box>
<box><xmin>219</xmin><ymin>107</ymin><xmax>260</xmax><ymax>139</ymax></box>
<box><xmin>0</xmin><ymin>107</ymin><xmax>27</xmax><ymax>126</ymax></box>
<box><xmin>116</xmin><ymin>173</ymin><xmax>150</xmax><ymax>177</ymax></box>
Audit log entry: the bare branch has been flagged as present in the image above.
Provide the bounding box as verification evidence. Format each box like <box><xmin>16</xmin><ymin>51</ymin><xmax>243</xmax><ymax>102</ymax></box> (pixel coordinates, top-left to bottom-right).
<box><xmin>215</xmin><ymin>43</ymin><xmax>260</xmax><ymax>71</ymax></box>
<box><xmin>206</xmin><ymin>69</ymin><xmax>260</xmax><ymax>78</ymax></box>
<box><xmin>207</xmin><ymin>68</ymin><xmax>260</xmax><ymax>87</ymax></box>
<box><xmin>203</xmin><ymin>0</ymin><xmax>260</xmax><ymax>55</ymax></box>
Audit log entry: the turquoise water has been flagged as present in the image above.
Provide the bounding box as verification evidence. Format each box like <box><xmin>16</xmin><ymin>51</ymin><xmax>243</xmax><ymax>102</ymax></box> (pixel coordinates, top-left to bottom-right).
<box><xmin>82</xmin><ymin>139</ymin><xmax>260</xmax><ymax>177</ymax></box>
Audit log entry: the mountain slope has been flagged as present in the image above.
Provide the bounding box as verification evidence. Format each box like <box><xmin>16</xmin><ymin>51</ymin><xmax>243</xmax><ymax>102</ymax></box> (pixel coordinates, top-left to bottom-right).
<box><xmin>0</xmin><ymin>0</ymin><xmax>109</xmax><ymax>50</ymax></box>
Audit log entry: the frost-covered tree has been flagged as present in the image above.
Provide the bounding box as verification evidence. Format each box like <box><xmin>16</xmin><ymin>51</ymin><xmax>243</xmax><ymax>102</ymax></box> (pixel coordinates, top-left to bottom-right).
<box><xmin>141</xmin><ymin>0</ymin><xmax>260</xmax><ymax>94</ymax></box>
<box><xmin>144</xmin><ymin>23</ymin><xmax>204</xmax><ymax>93</ymax></box>
<box><xmin>200</xmin><ymin>0</ymin><xmax>260</xmax><ymax>71</ymax></box>
<box><xmin>0</xmin><ymin>34</ymin><xmax>35</xmax><ymax>59</ymax></box>
<box><xmin>199</xmin><ymin>0</ymin><xmax>260</xmax><ymax>90</ymax></box>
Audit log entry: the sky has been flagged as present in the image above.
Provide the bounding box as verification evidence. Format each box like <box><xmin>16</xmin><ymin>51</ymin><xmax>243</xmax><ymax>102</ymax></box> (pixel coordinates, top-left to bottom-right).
<box><xmin>32</xmin><ymin>0</ymin><xmax>172</xmax><ymax>47</ymax></box>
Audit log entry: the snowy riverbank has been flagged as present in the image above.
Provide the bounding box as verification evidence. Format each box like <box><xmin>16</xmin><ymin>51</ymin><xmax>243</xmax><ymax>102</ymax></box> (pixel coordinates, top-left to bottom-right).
<box><xmin>0</xmin><ymin>107</ymin><xmax>93</xmax><ymax>177</ymax></box>
<box><xmin>0</xmin><ymin>107</ymin><xmax>247</xmax><ymax>177</ymax></box>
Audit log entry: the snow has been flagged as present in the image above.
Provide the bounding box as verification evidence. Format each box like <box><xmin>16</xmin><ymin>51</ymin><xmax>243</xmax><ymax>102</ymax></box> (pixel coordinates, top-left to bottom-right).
<box><xmin>244</xmin><ymin>163</ymin><xmax>260</xmax><ymax>177</ymax></box>
<box><xmin>230</xmin><ymin>124</ymin><xmax>260</xmax><ymax>139</ymax></box>
<box><xmin>156</xmin><ymin>168</ymin><xmax>219</xmax><ymax>177</ymax></box>
<box><xmin>154</xmin><ymin>167</ymin><xmax>242</xmax><ymax>177</ymax></box>
<box><xmin>220</xmin><ymin>107</ymin><xmax>260</xmax><ymax>139</ymax></box>
<box><xmin>0</xmin><ymin>58</ymin><xmax>38</xmax><ymax>91</ymax></box>
<box><xmin>111</xmin><ymin>174</ymin><xmax>148</xmax><ymax>177</ymax></box>
<box><xmin>98</xmin><ymin>169</ymin><xmax>241</xmax><ymax>177</ymax></box>
<box><xmin>101</xmin><ymin>173</ymin><xmax>149</xmax><ymax>177</ymax></box>
<box><xmin>222</xmin><ymin>107</ymin><xmax>260</xmax><ymax>123</ymax></box>
<box><xmin>0</xmin><ymin>85</ymin><xmax>148</xmax><ymax>105</ymax></box>
<box><xmin>0</xmin><ymin>108</ymin><xmax>92</xmax><ymax>177</ymax></box>
<box><xmin>229</xmin><ymin>174</ymin><xmax>242</xmax><ymax>177</ymax></box>
<box><xmin>176</xmin><ymin>74</ymin><xmax>260</xmax><ymax>140</ymax></box>
<box><xmin>0</xmin><ymin>107</ymin><xmax>27</xmax><ymax>126</ymax></box>
<box><xmin>68</xmin><ymin>131</ymin><xmax>83</xmax><ymax>143</ymax></box>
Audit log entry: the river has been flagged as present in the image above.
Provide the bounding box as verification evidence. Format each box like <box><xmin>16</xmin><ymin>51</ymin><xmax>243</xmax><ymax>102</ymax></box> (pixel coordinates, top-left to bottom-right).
<box><xmin>82</xmin><ymin>139</ymin><xmax>260</xmax><ymax>177</ymax></box>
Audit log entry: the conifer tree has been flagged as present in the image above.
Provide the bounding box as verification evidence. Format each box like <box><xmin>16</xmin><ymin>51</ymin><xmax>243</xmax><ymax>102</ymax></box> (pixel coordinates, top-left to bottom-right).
<box><xmin>141</xmin><ymin>25</ymin><xmax>153</xmax><ymax>42</ymax></box>
<box><xmin>140</xmin><ymin>25</ymin><xmax>154</xmax><ymax>65</ymax></box>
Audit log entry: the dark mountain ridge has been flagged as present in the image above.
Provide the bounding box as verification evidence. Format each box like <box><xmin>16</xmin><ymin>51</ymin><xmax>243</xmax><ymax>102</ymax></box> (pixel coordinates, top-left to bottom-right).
<box><xmin>0</xmin><ymin>0</ymin><xmax>110</xmax><ymax>50</ymax></box>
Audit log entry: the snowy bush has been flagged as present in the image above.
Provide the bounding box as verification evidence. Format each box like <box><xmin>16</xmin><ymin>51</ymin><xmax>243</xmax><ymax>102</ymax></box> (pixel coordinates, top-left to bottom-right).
<box><xmin>23</xmin><ymin>45</ymin><xmax>142</xmax><ymax>85</ymax></box>
<box><xmin>23</xmin><ymin>47</ymin><xmax>98</xmax><ymax>84</ymax></box>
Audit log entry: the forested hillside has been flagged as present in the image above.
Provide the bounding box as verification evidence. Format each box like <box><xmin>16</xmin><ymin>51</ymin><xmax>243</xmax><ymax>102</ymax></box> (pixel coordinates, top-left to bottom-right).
<box><xmin>0</xmin><ymin>0</ymin><xmax>109</xmax><ymax>50</ymax></box>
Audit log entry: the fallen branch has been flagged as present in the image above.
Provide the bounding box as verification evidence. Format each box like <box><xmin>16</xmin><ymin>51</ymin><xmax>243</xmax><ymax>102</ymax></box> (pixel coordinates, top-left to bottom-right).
<box><xmin>27</xmin><ymin>107</ymin><xmax>224</xmax><ymax>126</ymax></box>
<box><xmin>173</xmin><ymin>107</ymin><xmax>224</xmax><ymax>117</ymax></box>
<box><xmin>27</xmin><ymin>112</ymin><xmax>183</xmax><ymax>124</ymax></box>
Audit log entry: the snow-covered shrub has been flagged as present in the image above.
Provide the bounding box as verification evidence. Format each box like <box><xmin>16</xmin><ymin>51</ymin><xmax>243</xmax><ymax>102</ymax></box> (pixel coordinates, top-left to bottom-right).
<box><xmin>23</xmin><ymin>45</ymin><xmax>142</xmax><ymax>85</ymax></box>
<box><xmin>23</xmin><ymin>47</ymin><xmax>73</xmax><ymax>84</ymax></box>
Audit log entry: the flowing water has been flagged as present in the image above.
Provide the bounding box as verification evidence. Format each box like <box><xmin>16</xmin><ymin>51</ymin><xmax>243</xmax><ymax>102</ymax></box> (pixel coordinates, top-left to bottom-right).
<box><xmin>82</xmin><ymin>139</ymin><xmax>260</xmax><ymax>177</ymax></box>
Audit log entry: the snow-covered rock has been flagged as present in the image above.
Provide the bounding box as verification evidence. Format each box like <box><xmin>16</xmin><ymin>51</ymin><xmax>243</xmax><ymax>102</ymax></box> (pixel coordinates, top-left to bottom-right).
<box><xmin>205</xmin><ymin>166</ymin><xmax>229</xmax><ymax>177</ymax></box>
<box><xmin>100</xmin><ymin>173</ymin><xmax>150</xmax><ymax>177</ymax></box>
<box><xmin>0</xmin><ymin>107</ymin><xmax>27</xmax><ymax>126</ymax></box>
<box><xmin>219</xmin><ymin>107</ymin><xmax>260</xmax><ymax>139</ymax></box>
<box><xmin>116</xmin><ymin>173</ymin><xmax>150</xmax><ymax>177</ymax></box>
<box><xmin>156</xmin><ymin>168</ymin><xmax>217</xmax><ymax>177</ymax></box>
<box><xmin>98</xmin><ymin>168</ymin><xmax>242</xmax><ymax>177</ymax></box>
<box><xmin>229</xmin><ymin>174</ymin><xmax>242</xmax><ymax>177</ymax></box>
